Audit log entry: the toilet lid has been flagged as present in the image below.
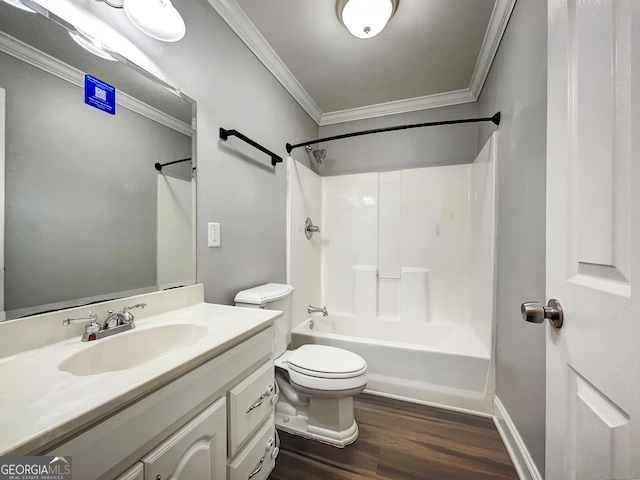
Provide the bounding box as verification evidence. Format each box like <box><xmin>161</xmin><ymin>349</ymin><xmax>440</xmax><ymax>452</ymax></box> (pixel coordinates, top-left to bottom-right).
<box><xmin>234</xmin><ymin>283</ymin><xmax>294</xmax><ymax>305</ymax></box>
<box><xmin>287</xmin><ymin>345</ymin><xmax>367</xmax><ymax>379</ymax></box>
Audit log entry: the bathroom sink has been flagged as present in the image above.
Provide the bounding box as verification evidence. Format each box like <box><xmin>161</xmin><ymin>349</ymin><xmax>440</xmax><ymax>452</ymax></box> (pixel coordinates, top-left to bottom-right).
<box><xmin>59</xmin><ymin>324</ymin><xmax>208</xmax><ymax>376</ymax></box>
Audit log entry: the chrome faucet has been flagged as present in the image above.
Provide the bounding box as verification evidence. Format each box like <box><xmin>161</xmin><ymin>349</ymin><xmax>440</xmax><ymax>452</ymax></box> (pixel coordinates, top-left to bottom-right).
<box><xmin>64</xmin><ymin>303</ymin><xmax>146</xmax><ymax>341</ymax></box>
<box><xmin>63</xmin><ymin>312</ymin><xmax>101</xmax><ymax>341</ymax></box>
<box><xmin>103</xmin><ymin>309</ymin><xmax>126</xmax><ymax>330</ymax></box>
<box><xmin>104</xmin><ymin>303</ymin><xmax>146</xmax><ymax>329</ymax></box>
<box><xmin>307</xmin><ymin>305</ymin><xmax>328</xmax><ymax>317</ymax></box>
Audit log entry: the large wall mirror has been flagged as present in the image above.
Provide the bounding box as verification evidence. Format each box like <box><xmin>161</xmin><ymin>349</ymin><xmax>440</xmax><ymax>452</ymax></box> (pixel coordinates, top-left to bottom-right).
<box><xmin>0</xmin><ymin>2</ymin><xmax>196</xmax><ymax>320</ymax></box>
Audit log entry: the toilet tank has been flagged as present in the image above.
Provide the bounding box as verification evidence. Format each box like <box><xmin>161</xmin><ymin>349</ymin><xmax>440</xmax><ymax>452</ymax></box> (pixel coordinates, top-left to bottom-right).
<box><xmin>234</xmin><ymin>283</ymin><xmax>294</xmax><ymax>358</ymax></box>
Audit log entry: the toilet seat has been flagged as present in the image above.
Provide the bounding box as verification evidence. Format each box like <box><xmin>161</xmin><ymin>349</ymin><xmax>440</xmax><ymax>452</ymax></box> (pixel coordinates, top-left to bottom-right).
<box><xmin>277</xmin><ymin>345</ymin><xmax>368</xmax><ymax>392</ymax></box>
<box><xmin>289</xmin><ymin>369</ymin><xmax>368</xmax><ymax>393</ymax></box>
<box><xmin>287</xmin><ymin>345</ymin><xmax>367</xmax><ymax>379</ymax></box>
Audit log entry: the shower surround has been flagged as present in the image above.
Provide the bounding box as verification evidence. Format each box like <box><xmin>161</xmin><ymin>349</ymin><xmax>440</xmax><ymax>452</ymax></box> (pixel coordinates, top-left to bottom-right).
<box><xmin>287</xmin><ymin>133</ymin><xmax>497</xmax><ymax>414</ymax></box>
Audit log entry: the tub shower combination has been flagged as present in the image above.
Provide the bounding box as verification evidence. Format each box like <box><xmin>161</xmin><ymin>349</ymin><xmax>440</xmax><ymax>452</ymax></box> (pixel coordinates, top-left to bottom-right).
<box><xmin>287</xmin><ymin>133</ymin><xmax>497</xmax><ymax>415</ymax></box>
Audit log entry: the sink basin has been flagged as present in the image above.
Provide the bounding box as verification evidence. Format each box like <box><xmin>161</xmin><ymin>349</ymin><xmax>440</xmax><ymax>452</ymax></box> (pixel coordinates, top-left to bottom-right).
<box><xmin>59</xmin><ymin>324</ymin><xmax>208</xmax><ymax>376</ymax></box>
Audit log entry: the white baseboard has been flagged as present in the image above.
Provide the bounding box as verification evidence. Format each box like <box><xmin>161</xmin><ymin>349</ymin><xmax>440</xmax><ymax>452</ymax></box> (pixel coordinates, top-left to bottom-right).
<box><xmin>364</xmin><ymin>389</ymin><xmax>493</xmax><ymax>419</ymax></box>
<box><xmin>493</xmin><ymin>396</ymin><xmax>543</xmax><ymax>480</ymax></box>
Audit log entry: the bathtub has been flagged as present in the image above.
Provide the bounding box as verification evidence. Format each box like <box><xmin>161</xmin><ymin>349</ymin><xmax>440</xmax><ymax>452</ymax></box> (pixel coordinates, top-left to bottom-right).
<box><xmin>292</xmin><ymin>316</ymin><xmax>494</xmax><ymax>415</ymax></box>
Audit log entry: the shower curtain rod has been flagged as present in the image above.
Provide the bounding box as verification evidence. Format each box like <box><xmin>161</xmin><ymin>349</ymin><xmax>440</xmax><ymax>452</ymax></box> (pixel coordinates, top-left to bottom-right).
<box><xmin>286</xmin><ymin>112</ymin><xmax>501</xmax><ymax>153</ymax></box>
<box><xmin>155</xmin><ymin>157</ymin><xmax>191</xmax><ymax>172</ymax></box>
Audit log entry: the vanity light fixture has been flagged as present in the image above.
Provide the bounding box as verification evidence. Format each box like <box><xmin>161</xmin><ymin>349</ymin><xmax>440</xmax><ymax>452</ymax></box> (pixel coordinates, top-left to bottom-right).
<box><xmin>336</xmin><ymin>0</ymin><xmax>398</xmax><ymax>39</ymax></box>
<box><xmin>95</xmin><ymin>0</ymin><xmax>186</xmax><ymax>42</ymax></box>
<box><xmin>69</xmin><ymin>30</ymin><xmax>118</xmax><ymax>61</ymax></box>
<box><xmin>123</xmin><ymin>0</ymin><xmax>186</xmax><ymax>42</ymax></box>
<box><xmin>0</xmin><ymin>0</ymin><xmax>35</xmax><ymax>12</ymax></box>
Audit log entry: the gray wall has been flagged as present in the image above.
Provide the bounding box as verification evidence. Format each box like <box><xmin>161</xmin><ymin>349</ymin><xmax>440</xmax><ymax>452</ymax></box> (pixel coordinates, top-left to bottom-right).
<box><xmin>72</xmin><ymin>0</ymin><xmax>318</xmax><ymax>305</ymax></box>
<box><xmin>0</xmin><ymin>51</ymin><xmax>191</xmax><ymax>312</ymax></box>
<box><xmin>316</xmin><ymin>103</ymin><xmax>480</xmax><ymax>176</ymax></box>
<box><xmin>477</xmin><ymin>0</ymin><xmax>547</xmax><ymax>473</ymax></box>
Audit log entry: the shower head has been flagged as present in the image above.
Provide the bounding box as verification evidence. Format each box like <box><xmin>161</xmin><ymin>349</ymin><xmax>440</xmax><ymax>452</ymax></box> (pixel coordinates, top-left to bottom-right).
<box><xmin>305</xmin><ymin>145</ymin><xmax>326</xmax><ymax>165</ymax></box>
<box><xmin>312</xmin><ymin>149</ymin><xmax>326</xmax><ymax>165</ymax></box>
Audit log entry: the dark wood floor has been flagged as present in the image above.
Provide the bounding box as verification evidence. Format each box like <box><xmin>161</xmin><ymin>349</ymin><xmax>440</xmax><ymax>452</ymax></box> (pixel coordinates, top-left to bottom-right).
<box><xmin>269</xmin><ymin>394</ymin><xmax>518</xmax><ymax>480</ymax></box>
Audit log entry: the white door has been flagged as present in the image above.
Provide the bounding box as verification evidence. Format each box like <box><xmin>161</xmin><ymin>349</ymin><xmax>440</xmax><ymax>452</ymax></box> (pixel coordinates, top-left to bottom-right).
<box><xmin>545</xmin><ymin>0</ymin><xmax>640</xmax><ymax>478</ymax></box>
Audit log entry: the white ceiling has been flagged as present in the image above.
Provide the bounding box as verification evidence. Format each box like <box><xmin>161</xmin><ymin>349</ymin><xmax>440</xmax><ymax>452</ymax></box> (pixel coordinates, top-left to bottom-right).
<box><xmin>208</xmin><ymin>0</ymin><xmax>516</xmax><ymax>125</ymax></box>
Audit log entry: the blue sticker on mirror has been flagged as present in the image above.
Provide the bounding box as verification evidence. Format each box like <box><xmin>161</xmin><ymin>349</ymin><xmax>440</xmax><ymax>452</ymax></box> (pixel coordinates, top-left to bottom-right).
<box><xmin>84</xmin><ymin>74</ymin><xmax>116</xmax><ymax>115</ymax></box>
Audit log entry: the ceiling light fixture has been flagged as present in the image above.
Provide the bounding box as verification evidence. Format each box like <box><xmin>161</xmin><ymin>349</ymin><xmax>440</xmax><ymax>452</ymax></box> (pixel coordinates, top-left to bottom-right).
<box><xmin>336</xmin><ymin>0</ymin><xmax>398</xmax><ymax>40</ymax></box>
<box><xmin>0</xmin><ymin>0</ymin><xmax>35</xmax><ymax>13</ymax></box>
<box><xmin>123</xmin><ymin>0</ymin><xmax>186</xmax><ymax>42</ymax></box>
<box><xmin>69</xmin><ymin>30</ymin><xmax>118</xmax><ymax>61</ymax></box>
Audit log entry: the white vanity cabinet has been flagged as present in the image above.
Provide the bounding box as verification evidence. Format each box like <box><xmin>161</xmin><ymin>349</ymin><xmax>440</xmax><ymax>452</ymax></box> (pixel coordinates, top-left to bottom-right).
<box><xmin>141</xmin><ymin>397</ymin><xmax>227</xmax><ymax>480</ymax></box>
<box><xmin>45</xmin><ymin>326</ymin><xmax>277</xmax><ymax>480</ymax></box>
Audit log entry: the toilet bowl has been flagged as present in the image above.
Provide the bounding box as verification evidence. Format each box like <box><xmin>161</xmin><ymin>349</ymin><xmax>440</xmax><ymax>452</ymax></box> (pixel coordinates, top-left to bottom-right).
<box><xmin>234</xmin><ymin>283</ymin><xmax>368</xmax><ymax>447</ymax></box>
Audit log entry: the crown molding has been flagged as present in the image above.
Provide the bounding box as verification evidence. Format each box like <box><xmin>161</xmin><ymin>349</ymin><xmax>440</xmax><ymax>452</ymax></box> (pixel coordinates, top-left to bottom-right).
<box><xmin>206</xmin><ymin>0</ymin><xmax>323</xmax><ymax>124</ymax></box>
<box><xmin>207</xmin><ymin>0</ymin><xmax>515</xmax><ymax>126</ymax></box>
<box><xmin>469</xmin><ymin>0</ymin><xmax>517</xmax><ymax>99</ymax></box>
<box><xmin>319</xmin><ymin>89</ymin><xmax>476</xmax><ymax>126</ymax></box>
<box><xmin>0</xmin><ymin>31</ymin><xmax>192</xmax><ymax>137</ymax></box>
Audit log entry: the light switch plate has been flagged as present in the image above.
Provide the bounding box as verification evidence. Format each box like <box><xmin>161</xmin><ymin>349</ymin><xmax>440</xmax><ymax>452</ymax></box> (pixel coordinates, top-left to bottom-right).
<box><xmin>208</xmin><ymin>222</ymin><xmax>220</xmax><ymax>248</ymax></box>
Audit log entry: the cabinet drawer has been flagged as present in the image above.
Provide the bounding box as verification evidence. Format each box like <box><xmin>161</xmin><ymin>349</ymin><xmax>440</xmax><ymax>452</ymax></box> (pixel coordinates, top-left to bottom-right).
<box><xmin>229</xmin><ymin>360</ymin><xmax>275</xmax><ymax>456</ymax></box>
<box><xmin>228</xmin><ymin>418</ymin><xmax>276</xmax><ymax>480</ymax></box>
<box><xmin>141</xmin><ymin>397</ymin><xmax>226</xmax><ymax>480</ymax></box>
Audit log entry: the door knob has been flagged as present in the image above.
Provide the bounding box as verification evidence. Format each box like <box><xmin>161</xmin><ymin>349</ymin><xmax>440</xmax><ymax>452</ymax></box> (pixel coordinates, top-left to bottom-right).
<box><xmin>521</xmin><ymin>299</ymin><xmax>563</xmax><ymax>328</ymax></box>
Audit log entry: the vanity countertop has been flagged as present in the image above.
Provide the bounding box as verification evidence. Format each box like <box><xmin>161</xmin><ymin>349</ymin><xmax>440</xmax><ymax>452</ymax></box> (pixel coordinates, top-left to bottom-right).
<box><xmin>0</xmin><ymin>302</ymin><xmax>281</xmax><ymax>456</ymax></box>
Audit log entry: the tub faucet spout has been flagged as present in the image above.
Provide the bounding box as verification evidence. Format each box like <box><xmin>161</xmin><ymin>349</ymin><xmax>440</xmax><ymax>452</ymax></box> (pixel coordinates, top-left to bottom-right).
<box><xmin>308</xmin><ymin>305</ymin><xmax>328</xmax><ymax>317</ymax></box>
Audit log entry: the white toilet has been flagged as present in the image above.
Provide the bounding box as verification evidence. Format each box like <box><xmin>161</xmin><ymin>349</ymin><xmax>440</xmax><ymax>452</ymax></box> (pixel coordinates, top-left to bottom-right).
<box><xmin>234</xmin><ymin>283</ymin><xmax>368</xmax><ymax>447</ymax></box>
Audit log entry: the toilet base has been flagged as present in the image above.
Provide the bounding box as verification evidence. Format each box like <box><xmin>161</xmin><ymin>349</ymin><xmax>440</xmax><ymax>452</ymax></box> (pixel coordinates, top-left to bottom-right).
<box><xmin>275</xmin><ymin>396</ymin><xmax>359</xmax><ymax>448</ymax></box>
<box><xmin>275</xmin><ymin>413</ymin><xmax>359</xmax><ymax>448</ymax></box>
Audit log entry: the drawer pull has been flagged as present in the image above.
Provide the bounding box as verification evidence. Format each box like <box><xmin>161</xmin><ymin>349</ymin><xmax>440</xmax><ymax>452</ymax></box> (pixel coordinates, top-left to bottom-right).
<box><xmin>246</xmin><ymin>395</ymin><xmax>265</xmax><ymax>413</ymax></box>
<box><xmin>246</xmin><ymin>384</ymin><xmax>274</xmax><ymax>413</ymax></box>
<box><xmin>247</xmin><ymin>455</ymin><xmax>266</xmax><ymax>480</ymax></box>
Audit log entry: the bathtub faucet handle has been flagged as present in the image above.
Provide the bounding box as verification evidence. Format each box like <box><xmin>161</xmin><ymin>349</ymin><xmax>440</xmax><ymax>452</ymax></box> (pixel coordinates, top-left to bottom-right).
<box><xmin>304</xmin><ymin>218</ymin><xmax>321</xmax><ymax>240</ymax></box>
<box><xmin>308</xmin><ymin>305</ymin><xmax>328</xmax><ymax>317</ymax></box>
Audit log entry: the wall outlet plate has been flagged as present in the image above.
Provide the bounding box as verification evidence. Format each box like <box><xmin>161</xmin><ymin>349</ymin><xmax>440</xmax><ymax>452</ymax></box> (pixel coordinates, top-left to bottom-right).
<box><xmin>208</xmin><ymin>222</ymin><xmax>220</xmax><ymax>248</ymax></box>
